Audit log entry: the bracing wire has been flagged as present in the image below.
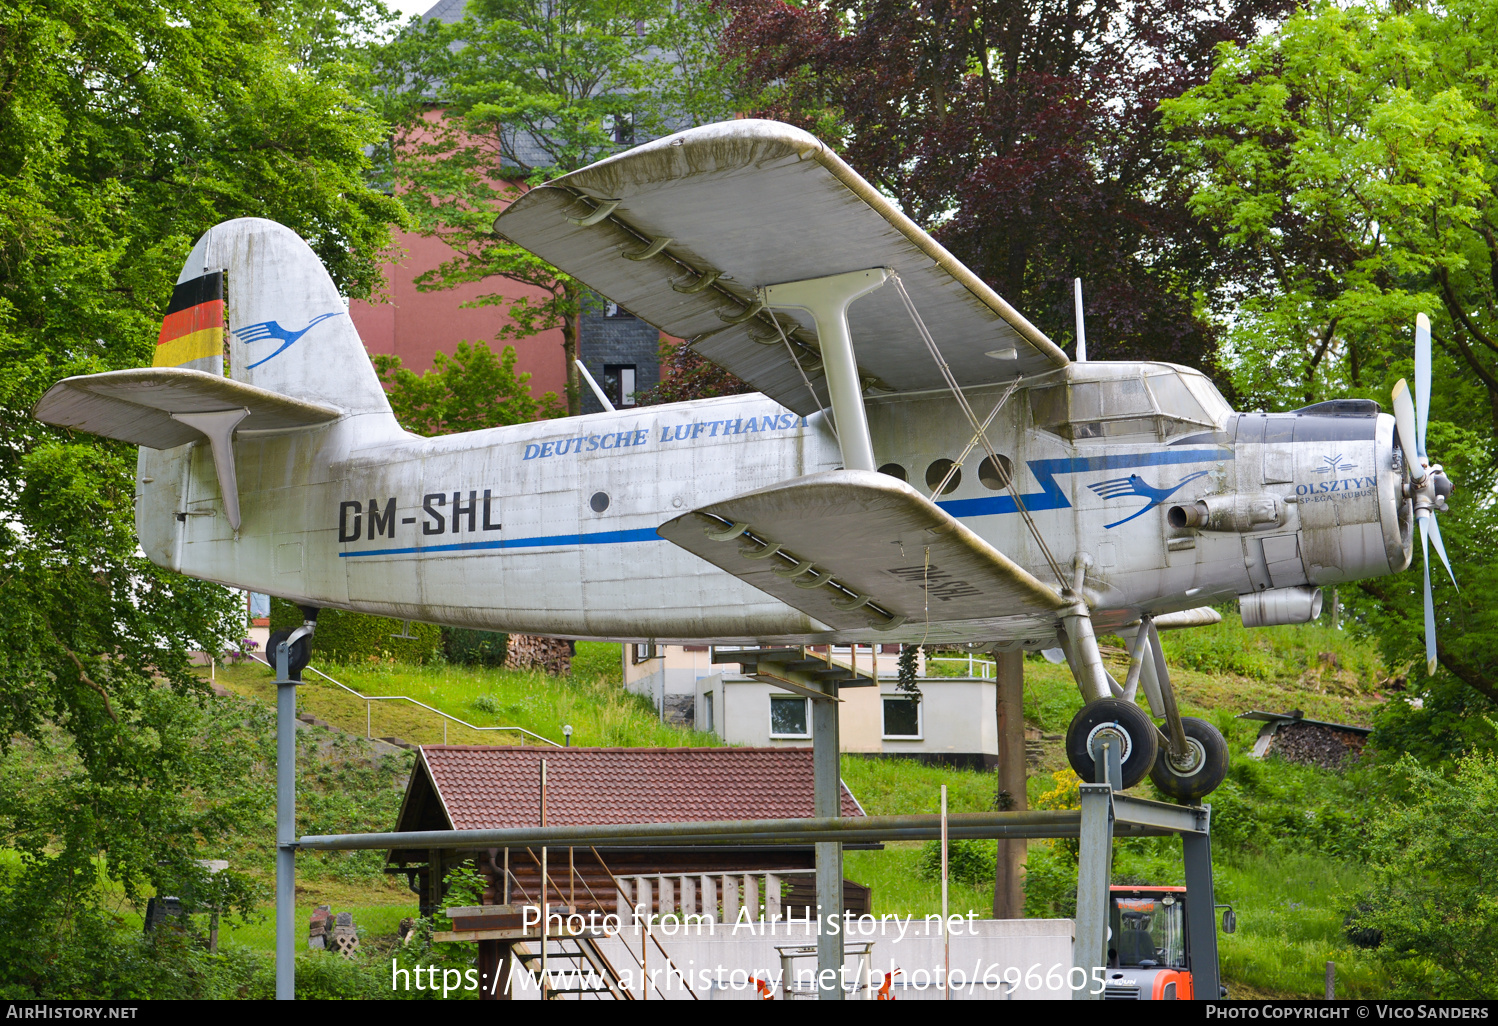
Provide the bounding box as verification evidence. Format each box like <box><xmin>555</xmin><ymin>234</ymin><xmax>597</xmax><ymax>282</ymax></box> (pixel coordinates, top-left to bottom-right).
<box><xmin>890</xmin><ymin>272</ymin><xmax>1068</xmax><ymax>589</ymax></box>
<box><xmin>928</xmin><ymin>378</ymin><xmax>1022</xmax><ymax>499</ymax></box>
<box><xmin>770</xmin><ymin>305</ymin><xmax>838</xmax><ymax>445</ymax></box>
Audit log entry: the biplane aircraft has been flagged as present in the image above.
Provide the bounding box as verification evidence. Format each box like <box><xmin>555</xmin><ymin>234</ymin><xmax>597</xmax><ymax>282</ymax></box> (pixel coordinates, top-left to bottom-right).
<box><xmin>35</xmin><ymin>120</ymin><xmax>1454</xmax><ymax>799</ymax></box>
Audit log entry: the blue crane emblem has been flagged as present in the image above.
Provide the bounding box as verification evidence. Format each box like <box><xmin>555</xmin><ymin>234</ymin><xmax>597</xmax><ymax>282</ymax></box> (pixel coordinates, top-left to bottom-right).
<box><xmin>1088</xmin><ymin>470</ymin><xmax>1211</xmax><ymax>529</ymax></box>
<box><xmin>236</xmin><ymin>311</ymin><xmax>345</xmax><ymax>368</ymax></box>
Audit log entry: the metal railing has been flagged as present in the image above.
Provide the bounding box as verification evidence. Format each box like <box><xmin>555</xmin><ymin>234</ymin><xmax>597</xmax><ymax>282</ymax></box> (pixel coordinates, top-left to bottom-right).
<box><xmin>926</xmin><ymin>654</ymin><xmax>997</xmax><ymax>679</ymax></box>
<box><xmin>247</xmin><ymin>653</ymin><xmax>560</xmax><ymax>747</ymax></box>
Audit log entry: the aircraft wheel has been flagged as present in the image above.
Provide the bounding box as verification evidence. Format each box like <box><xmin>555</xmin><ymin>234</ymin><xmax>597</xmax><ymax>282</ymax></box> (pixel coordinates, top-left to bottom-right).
<box><xmin>1065</xmin><ymin>699</ymin><xmax>1159</xmax><ymax>789</ymax></box>
<box><xmin>1149</xmin><ymin>717</ymin><xmax>1229</xmax><ymax>801</ymax></box>
<box><xmin>265</xmin><ymin>628</ymin><xmax>312</xmax><ymax>681</ymax></box>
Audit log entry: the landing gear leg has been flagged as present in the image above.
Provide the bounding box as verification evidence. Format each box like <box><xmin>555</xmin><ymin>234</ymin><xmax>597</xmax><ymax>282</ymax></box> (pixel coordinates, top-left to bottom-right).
<box><xmin>1139</xmin><ymin>615</ymin><xmax>1228</xmax><ymax>801</ymax></box>
<box><xmin>1059</xmin><ymin>576</ymin><xmax>1158</xmax><ymax>788</ymax></box>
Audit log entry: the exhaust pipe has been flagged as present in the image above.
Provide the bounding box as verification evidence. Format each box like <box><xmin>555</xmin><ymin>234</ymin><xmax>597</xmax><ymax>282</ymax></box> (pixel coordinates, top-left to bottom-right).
<box><xmin>1239</xmin><ymin>586</ymin><xmax>1323</xmax><ymax>628</ymax></box>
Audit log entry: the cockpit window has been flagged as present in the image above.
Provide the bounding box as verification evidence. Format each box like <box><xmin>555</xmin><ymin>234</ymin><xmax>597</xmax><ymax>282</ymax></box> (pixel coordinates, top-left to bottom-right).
<box><xmin>1029</xmin><ymin>366</ymin><xmax>1228</xmax><ymax>443</ymax></box>
<box><xmin>1144</xmin><ymin>371</ymin><xmax>1209</xmax><ymax>426</ymax></box>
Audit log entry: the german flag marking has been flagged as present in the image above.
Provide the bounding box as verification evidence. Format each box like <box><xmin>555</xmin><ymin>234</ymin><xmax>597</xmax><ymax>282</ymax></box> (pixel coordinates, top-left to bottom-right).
<box><xmin>154</xmin><ymin>271</ymin><xmax>225</xmax><ymax>368</ymax></box>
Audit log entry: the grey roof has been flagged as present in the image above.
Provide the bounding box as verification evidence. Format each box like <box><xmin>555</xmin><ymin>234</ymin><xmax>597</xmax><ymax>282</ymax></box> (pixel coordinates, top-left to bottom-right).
<box><xmin>422</xmin><ymin>0</ymin><xmax>468</xmax><ymax>23</ymax></box>
<box><xmin>1237</xmin><ymin>710</ymin><xmax>1372</xmax><ymax>736</ymax></box>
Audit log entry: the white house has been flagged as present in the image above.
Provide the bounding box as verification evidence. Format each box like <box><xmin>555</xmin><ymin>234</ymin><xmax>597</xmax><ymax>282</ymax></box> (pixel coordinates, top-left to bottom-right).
<box><xmin>695</xmin><ymin>671</ymin><xmax>1001</xmax><ymax>768</ymax></box>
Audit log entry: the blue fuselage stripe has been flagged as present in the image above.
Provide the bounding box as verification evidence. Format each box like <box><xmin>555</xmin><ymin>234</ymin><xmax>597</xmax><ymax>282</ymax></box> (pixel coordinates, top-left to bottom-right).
<box><xmin>338</xmin><ymin>448</ymin><xmax>1230</xmax><ymax>558</ymax></box>
<box><xmin>937</xmin><ymin>448</ymin><xmax>1229</xmax><ymax>518</ymax></box>
<box><xmin>340</xmin><ymin>527</ymin><xmax>661</xmax><ymax>558</ymax></box>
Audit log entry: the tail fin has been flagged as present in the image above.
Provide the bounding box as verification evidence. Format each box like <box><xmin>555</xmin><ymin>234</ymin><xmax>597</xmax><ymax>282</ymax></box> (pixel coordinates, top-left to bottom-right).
<box><xmin>36</xmin><ymin>218</ymin><xmax>393</xmax><ymax>534</ymax></box>
<box><xmin>169</xmin><ymin>217</ymin><xmax>391</xmax><ymax>416</ymax></box>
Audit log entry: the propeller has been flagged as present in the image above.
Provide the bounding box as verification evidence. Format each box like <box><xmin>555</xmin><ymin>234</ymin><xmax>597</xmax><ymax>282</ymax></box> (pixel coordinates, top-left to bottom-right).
<box><xmin>1391</xmin><ymin>313</ymin><xmax>1457</xmax><ymax>675</ymax></box>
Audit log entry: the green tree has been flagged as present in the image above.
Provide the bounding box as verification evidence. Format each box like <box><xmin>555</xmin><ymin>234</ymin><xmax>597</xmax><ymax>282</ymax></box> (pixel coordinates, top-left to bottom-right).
<box><xmin>374</xmin><ymin>0</ymin><xmax>744</xmax><ymax>416</ymax></box>
<box><xmin>1353</xmin><ymin>751</ymin><xmax>1498</xmax><ymax>996</ymax></box>
<box><xmin>1162</xmin><ymin>0</ymin><xmax>1498</xmax><ymax>421</ymax></box>
<box><xmin>0</xmin><ymin>0</ymin><xmax>405</xmax><ymax>994</ymax></box>
<box><xmin>1162</xmin><ymin>0</ymin><xmax>1498</xmax><ymax>719</ymax></box>
<box><xmin>373</xmin><ymin>340</ymin><xmax>563</xmax><ymax>434</ymax></box>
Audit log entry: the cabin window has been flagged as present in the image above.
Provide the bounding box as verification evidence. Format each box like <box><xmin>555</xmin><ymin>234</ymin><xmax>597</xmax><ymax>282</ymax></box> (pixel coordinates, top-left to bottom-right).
<box><xmin>769</xmin><ymin>695</ymin><xmax>809</xmax><ymax>738</ymax></box>
<box><xmin>882</xmin><ymin>698</ymin><xmax>922</xmax><ymax>738</ymax></box>
<box><xmin>633</xmin><ymin>642</ymin><xmax>657</xmax><ymax>663</ymax></box>
<box><xmin>702</xmin><ymin>691</ymin><xmax>714</xmax><ymax>734</ymax></box>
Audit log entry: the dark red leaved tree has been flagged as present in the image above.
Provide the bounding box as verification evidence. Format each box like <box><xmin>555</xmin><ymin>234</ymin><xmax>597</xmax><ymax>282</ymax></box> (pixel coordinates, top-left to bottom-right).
<box><xmin>719</xmin><ymin>0</ymin><xmax>1289</xmax><ymax>375</ymax></box>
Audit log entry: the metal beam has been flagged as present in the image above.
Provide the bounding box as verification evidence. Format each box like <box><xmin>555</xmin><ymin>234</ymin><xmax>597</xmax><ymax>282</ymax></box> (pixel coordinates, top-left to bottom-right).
<box><xmin>812</xmin><ymin>679</ymin><xmax>842</xmax><ymax>1000</ymax></box>
<box><xmin>300</xmin><ymin>810</ymin><xmax>1097</xmax><ymax>852</ymax></box>
<box><xmin>1072</xmin><ymin>782</ymin><xmax>1114</xmax><ymax>1002</ymax></box>
<box><xmin>1113</xmin><ymin>794</ymin><xmax>1208</xmax><ymax>835</ymax></box>
<box><xmin>1183</xmin><ymin>808</ymin><xmax>1221</xmax><ymax>1001</ymax></box>
<box><xmin>274</xmin><ymin>641</ymin><xmax>296</xmax><ymax>1000</ymax></box>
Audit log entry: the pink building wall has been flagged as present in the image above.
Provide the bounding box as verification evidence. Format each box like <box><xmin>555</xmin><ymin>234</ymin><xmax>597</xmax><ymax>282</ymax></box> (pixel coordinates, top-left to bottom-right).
<box><xmin>350</xmin><ymin>227</ymin><xmax>568</xmax><ymax>399</ymax></box>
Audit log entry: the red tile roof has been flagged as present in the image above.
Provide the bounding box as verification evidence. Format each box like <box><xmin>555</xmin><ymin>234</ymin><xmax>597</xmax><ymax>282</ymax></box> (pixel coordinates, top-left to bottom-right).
<box><xmin>414</xmin><ymin>746</ymin><xmax>864</xmax><ymax>830</ymax></box>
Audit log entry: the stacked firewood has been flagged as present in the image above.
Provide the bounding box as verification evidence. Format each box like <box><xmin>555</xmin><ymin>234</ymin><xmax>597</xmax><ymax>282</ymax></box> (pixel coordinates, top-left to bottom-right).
<box><xmin>504</xmin><ymin>634</ymin><xmax>574</xmax><ymax>676</ymax></box>
<box><xmin>1270</xmin><ymin>722</ymin><xmax>1367</xmax><ymax>769</ymax></box>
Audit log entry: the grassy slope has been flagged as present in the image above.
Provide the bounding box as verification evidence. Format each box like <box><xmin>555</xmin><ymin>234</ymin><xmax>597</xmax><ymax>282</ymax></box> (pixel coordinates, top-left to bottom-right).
<box><xmin>206</xmin><ymin>624</ymin><xmax>1391</xmax><ymax>997</ymax></box>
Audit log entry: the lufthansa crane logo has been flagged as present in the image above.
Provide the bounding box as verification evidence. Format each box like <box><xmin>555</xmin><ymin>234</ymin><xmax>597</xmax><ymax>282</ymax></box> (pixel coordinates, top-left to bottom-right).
<box><xmin>1088</xmin><ymin>470</ymin><xmax>1210</xmax><ymax>529</ymax></box>
<box><xmin>236</xmin><ymin>311</ymin><xmax>344</xmax><ymax>368</ymax></box>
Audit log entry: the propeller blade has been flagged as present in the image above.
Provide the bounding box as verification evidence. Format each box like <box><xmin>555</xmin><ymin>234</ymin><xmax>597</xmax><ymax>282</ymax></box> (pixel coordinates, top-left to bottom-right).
<box><xmin>1415</xmin><ymin>313</ymin><xmax>1431</xmax><ymax>459</ymax></box>
<box><xmin>1392</xmin><ymin>378</ymin><xmax>1427</xmax><ymax>483</ymax></box>
<box><xmin>1426</xmin><ymin>509</ymin><xmax>1458</xmax><ymax>591</ymax></box>
<box><xmin>1420</xmin><ymin>516</ymin><xmax>1436</xmax><ymax>676</ymax></box>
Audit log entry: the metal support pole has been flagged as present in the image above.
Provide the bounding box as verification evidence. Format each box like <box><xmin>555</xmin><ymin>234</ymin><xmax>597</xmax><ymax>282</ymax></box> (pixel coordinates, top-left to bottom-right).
<box><xmin>274</xmin><ymin>640</ymin><xmax>296</xmax><ymax>1001</ymax></box>
<box><xmin>1182</xmin><ymin>808</ymin><xmax>1220</xmax><ymax>1001</ymax></box>
<box><xmin>274</xmin><ymin>621</ymin><xmax>314</xmax><ymax>1001</ymax></box>
<box><xmin>811</xmin><ymin>681</ymin><xmax>843</xmax><ymax>999</ymax></box>
<box><xmin>1073</xmin><ymin>779</ymin><xmax>1115</xmax><ymax>1001</ymax></box>
<box><xmin>763</xmin><ymin>268</ymin><xmax>889</xmax><ymax>472</ymax></box>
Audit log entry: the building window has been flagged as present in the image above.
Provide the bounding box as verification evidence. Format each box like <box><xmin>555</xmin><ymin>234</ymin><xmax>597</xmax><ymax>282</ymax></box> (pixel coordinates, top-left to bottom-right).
<box><xmin>612</xmin><ymin>113</ymin><xmax>635</xmax><ymax>146</ymax></box>
<box><xmin>702</xmin><ymin>691</ymin><xmax>714</xmax><ymax>734</ymax></box>
<box><xmin>633</xmin><ymin>642</ymin><xmax>657</xmax><ymax>664</ymax></box>
<box><xmin>603</xmin><ymin>301</ymin><xmax>634</xmax><ymax>318</ymax></box>
<box><xmin>769</xmin><ymin>695</ymin><xmax>810</xmax><ymax>738</ymax></box>
<box><xmin>882</xmin><ymin>697</ymin><xmax>922</xmax><ymax>739</ymax></box>
<box><xmin>603</xmin><ymin>364</ymin><xmax>637</xmax><ymax>407</ymax></box>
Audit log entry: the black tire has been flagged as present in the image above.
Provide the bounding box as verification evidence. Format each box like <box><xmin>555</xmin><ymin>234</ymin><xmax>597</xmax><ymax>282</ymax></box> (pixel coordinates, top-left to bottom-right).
<box><xmin>265</xmin><ymin>628</ymin><xmax>312</xmax><ymax>681</ymax></box>
<box><xmin>1149</xmin><ymin>717</ymin><xmax>1229</xmax><ymax>801</ymax></box>
<box><xmin>1065</xmin><ymin>699</ymin><xmax>1160</xmax><ymax>789</ymax></box>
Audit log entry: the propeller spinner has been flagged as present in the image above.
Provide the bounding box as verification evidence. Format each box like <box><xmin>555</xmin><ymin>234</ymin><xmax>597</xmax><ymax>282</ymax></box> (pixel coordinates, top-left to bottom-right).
<box><xmin>1391</xmin><ymin>313</ymin><xmax>1457</xmax><ymax>674</ymax></box>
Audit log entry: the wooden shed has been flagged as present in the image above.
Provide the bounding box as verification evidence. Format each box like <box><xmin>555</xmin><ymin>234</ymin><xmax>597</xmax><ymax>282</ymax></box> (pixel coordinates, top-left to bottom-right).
<box><xmin>387</xmin><ymin>745</ymin><xmax>873</xmax><ymax>920</ymax></box>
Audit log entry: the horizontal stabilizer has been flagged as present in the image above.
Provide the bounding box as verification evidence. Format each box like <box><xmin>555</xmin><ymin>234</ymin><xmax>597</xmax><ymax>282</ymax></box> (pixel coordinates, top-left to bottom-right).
<box><xmin>658</xmin><ymin>470</ymin><xmax>1068</xmax><ymax>633</ymax></box>
<box><xmin>34</xmin><ymin>367</ymin><xmax>342</xmax><ymax>448</ymax></box>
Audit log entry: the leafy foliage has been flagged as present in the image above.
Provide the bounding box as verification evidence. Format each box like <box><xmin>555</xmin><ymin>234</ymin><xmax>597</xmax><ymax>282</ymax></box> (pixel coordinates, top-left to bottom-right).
<box><xmin>0</xmin><ymin>0</ymin><xmax>405</xmax><ymax>996</ymax></box>
<box><xmin>373</xmin><ymin>340</ymin><xmax>563</xmax><ymax>434</ymax></box>
<box><xmin>633</xmin><ymin>338</ymin><xmax>754</xmax><ymax>406</ymax></box>
<box><xmin>719</xmin><ymin>0</ymin><xmax>1293</xmax><ymax>373</ymax></box>
<box><xmin>372</xmin><ymin>0</ymin><xmax>743</xmax><ymax>414</ymax></box>
<box><xmin>1351</xmin><ymin>752</ymin><xmax>1498</xmax><ymax>997</ymax></box>
<box><xmin>269</xmin><ymin>599</ymin><xmax>443</xmax><ymax>665</ymax></box>
<box><xmin>1164</xmin><ymin>0</ymin><xmax>1498</xmax><ymax>730</ymax></box>
<box><xmin>916</xmin><ymin>838</ymin><xmax>995</xmax><ymax>886</ymax></box>
<box><xmin>445</xmin><ymin>629</ymin><xmax>510</xmax><ymax>669</ymax></box>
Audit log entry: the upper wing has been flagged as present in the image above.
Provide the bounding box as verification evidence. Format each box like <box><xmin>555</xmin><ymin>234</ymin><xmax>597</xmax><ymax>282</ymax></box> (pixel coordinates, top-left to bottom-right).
<box><xmin>657</xmin><ymin>469</ymin><xmax>1068</xmax><ymax>635</ymax></box>
<box><xmin>35</xmin><ymin>367</ymin><xmax>341</xmax><ymax>448</ymax></box>
<box><xmin>494</xmin><ymin>120</ymin><xmax>1068</xmax><ymax>416</ymax></box>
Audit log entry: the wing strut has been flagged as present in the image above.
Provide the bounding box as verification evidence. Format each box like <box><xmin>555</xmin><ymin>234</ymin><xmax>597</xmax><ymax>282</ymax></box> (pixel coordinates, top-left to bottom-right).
<box><xmin>763</xmin><ymin>268</ymin><xmax>890</xmax><ymax>472</ymax></box>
